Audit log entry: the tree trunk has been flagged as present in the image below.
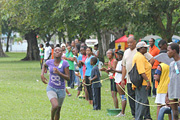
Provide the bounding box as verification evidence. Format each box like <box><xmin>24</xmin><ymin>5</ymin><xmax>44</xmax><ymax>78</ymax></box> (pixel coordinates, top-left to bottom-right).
<box><xmin>100</xmin><ymin>30</ymin><xmax>111</xmax><ymax>55</ymax></box>
<box><xmin>5</xmin><ymin>31</ymin><xmax>12</xmax><ymax>52</ymax></box>
<box><xmin>96</xmin><ymin>28</ymin><xmax>104</xmax><ymax>63</ymax></box>
<box><xmin>79</xmin><ymin>33</ymin><xmax>86</xmax><ymax>43</ymax></box>
<box><xmin>161</xmin><ymin>33</ymin><xmax>173</xmax><ymax>43</ymax></box>
<box><xmin>21</xmin><ymin>31</ymin><xmax>39</xmax><ymax>61</ymax></box>
<box><xmin>58</xmin><ymin>31</ymin><xmax>66</xmax><ymax>44</ymax></box>
<box><xmin>46</xmin><ymin>37</ymin><xmax>51</xmax><ymax>43</ymax></box>
<box><xmin>0</xmin><ymin>40</ymin><xmax>7</xmax><ymax>57</ymax></box>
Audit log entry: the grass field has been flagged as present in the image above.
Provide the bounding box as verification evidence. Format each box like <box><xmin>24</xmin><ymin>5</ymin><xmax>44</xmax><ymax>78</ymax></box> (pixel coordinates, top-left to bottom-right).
<box><xmin>0</xmin><ymin>53</ymin><xmax>170</xmax><ymax>120</ymax></box>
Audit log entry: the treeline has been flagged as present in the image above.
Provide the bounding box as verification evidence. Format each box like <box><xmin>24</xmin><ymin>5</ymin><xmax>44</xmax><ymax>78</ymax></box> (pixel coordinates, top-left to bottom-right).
<box><xmin>0</xmin><ymin>0</ymin><xmax>180</xmax><ymax>60</ymax></box>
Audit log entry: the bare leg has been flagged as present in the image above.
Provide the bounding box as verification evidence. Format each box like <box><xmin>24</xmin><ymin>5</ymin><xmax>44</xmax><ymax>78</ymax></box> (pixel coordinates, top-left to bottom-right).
<box><xmin>168</xmin><ymin>114</ymin><xmax>172</xmax><ymax>120</ymax></box>
<box><xmin>89</xmin><ymin>100</ymin><xmax>93</xmax><ymax>105</ymax></box>
<box><xmin>50</xmin><ymin>98</ymin><xmax>59</xmax><ymax>120</ymax></box>
<box><xmin>116</xmin><ymin>84</ymin><xmax>126</xmax><ymax>114</ymax></box>
<box><xmin>156</xmin><ymin>105</ymin><xmax>162</xmax><ymax>120</ymax></box>
<box><xmin>111</xmin><ymin>91</ymin><xmax>118</xmax><ymax>108</ymax></box>
<box><xmin>66</xmin><ymin>88</ymin><xmax>70</xmax><ymax>94</ymax></box>
<box><xmin>84</xmin><ymin>86</ymin><xmax>89</xmax><ymax>101</ymax></box>
<box><xmin>170</xmin><ymin>99</ymin><xmax>179</xmax><ymax>120</ymax></box>
<box><xmin>54</xmin><ymin>107</ymin><xmax>61</xmax><ymax>120</ymax></box>
<box><xmin>77</xmin><ymin>90</ymin><xmax>80</xmax><ymax>97</ymax></box>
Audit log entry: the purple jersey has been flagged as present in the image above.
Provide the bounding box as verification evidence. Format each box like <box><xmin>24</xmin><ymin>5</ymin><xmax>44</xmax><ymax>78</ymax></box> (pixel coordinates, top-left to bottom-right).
<box><xmin>46</xmin><ymin>59</ymin><xmax>69</xmax><ymax>89</ymax></box>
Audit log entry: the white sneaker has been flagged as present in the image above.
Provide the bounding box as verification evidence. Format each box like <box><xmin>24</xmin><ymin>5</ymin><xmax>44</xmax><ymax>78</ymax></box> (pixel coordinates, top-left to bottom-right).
<box><xmin>115</xmin><ymin>112</ymin><xmax>125</xmax><ymax>117</ymax></box>
<box><xmin>66</xmin><ymin>87</ymin><xmax>71</xmax><ymax>89</ymax></box>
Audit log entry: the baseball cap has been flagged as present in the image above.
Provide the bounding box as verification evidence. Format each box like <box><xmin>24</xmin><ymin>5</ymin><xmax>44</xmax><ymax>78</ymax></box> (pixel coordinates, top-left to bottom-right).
<box><xmin>136</xmin><ymin>41</ymin><xmax>150</xmax><ymax>49</ymax></box>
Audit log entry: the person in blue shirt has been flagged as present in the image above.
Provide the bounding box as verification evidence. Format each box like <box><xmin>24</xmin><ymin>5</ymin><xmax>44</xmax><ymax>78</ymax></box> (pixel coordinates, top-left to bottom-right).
<box><xmin>85</xmin><ymin>47</ymin><xmax>94</xmax><ymax>104</ymax></box>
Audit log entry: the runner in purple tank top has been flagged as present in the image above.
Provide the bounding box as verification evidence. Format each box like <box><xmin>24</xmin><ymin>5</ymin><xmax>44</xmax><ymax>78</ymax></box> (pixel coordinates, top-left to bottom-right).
<box><xmin>41</xmin><ymin>47</ymin><xmax>70</xmax><ymax>120</ymax></box>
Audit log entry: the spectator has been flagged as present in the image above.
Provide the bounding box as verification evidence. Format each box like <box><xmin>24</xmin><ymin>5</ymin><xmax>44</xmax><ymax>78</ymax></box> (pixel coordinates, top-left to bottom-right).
<box><xmin>44</xmin><ymin>42</ymin><xmax>52</xmax><ymax>62</ymax></box>
<box><xmin>101</xmin><ymin>49</ymin><xmax>119</xmax><ymax>108</ymax></box>
<box><xmin>84</xmin><ymin>47</ymin><xmax>95</xmax><ymax>104</ymax></box>
<box><xmin>72</xmin><ymin>48</ymin><xmax>80</xmax><ymax>86</ymax></box>
<box><xmin>158</xmin><ymin>40</ymin><xmax>168</xmax><ymax>54</ymax></box>
<box><xmin>39</xmin><ymin>44</ymin><xmax>44</xmax><ymax>69</ymax></box>
<box><xmin>132</xmin><ymin>41</ymin><xmax>152</xmax><ymax>120</ymax></box>
<box><xmin>112</xmin><ymin>50</ymin><xmax>127</xmax><ymax>117</ymax></box>
<box><xmin>154</xmin><ymin>40</ymin><xmax>168</xmax><ymax>89</ymax></box>
<box><xmin>60</xmin><ymin>43</ymin><xmax>66</xmax><ymax>56</ymax></box>
<box><xmin>93</xmin><ymin>44</ymin><xmax>99</xmax><ymax>58</ymax></box>
<box><xmin>167</xmin><ymin>43</ymin><xmax>180</xmax><ymax>120</ymax></box>
<box><xmin>115</xmin><ymin>44</ymin><xmax>121</xmax><ymax>59</ymax></box>
<box><xmin>90</xmin><ymin>57</ymin><xmax>102</xmax><ymax>110</ymax></box>
<box><xmin>63</xmin><ymin>45</ymin><xmax>75</xmax><ymax>89</ymax></box>
<box><xmin>56</xmin><ymin>44</ymin><xmax>60</xmax><ymax>47</ymax></box>
<box><xmin>66</xmin><ymin>42</ymin><xmax>71</xmax><ymax>47</ymax></box>
<box><xmin>93</xmin><ymin>44</ymin><xmax>103</xmax><ymax>76</ymax></box>
<box><xmin>71</xmin><ymin>41</ymin><xmax>76</xmax><ymax>49</ymax></box>
<box><xmin>149</xmin><ymin>38</ymin><xmax>160</xmax><ymax>97</ymax></box>
<box><xmin>50</xmin><ymin>44</ymin><xmax>54</xmax><ymax>59</ymax></box>
<box><xmin>80</xmin><ymin>42</ymin><xmax>87</xmax><ymax>48</ymax></box>
<box><xmin>121</xmin><ymin>36</ymin><xmax>154</xmax><ymax>119</ymax></box>
<box><xmin>77</xmin><ymin>46</ymin><xmax>88</xmax><ymax>99</ymax></box>
<box><xmin>154</xmin><ymin>61</ymin><xmax>170</xmax><ymax>119</ymax></box>
<box><xmin>75</xmin><ymin>39</ymin><xmax>79</xmax><ymax>44</ymax></box>
<box><xmin>75</xmin><ymin>39</ymin><xmax>80</xmax><ymax>52</ymax></box>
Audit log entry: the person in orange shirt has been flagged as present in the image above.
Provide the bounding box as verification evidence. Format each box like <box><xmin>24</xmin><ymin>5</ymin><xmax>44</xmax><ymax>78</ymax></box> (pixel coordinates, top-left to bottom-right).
<box><xmin>50</xmin><ymin>44</ymin><xmax>54</xmax><ymax>59</ymax></box>
<box><xmin>149</xmin><ymin>38</ymin><xmax>160</xmax><ymax>97</ymax></box>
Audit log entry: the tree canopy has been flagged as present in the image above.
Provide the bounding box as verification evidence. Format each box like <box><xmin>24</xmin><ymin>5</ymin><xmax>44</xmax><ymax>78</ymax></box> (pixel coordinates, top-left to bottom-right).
<box><xmin>0</xmin><ymin>0</ymin><xmax>180</xmax><ymax>58</ymax></box>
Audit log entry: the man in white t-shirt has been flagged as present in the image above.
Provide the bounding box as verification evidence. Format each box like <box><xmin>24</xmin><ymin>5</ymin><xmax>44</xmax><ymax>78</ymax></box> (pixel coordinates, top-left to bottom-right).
<box><xmin>121</xmin><ymin>36</ymin><xmax>155</xmax><ymax>119</ymax></box>
<box><xmin>44</xmin><ymin>42</ymin><xmax>52</xmax><ymax>61</ymax></box>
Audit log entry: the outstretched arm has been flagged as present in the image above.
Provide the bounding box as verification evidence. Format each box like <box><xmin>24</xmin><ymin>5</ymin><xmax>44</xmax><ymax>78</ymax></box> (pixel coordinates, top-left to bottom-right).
<box><xmin>41</xmin><ymin>63</ymin><xmax>48</xmax><ymax>84</ymax></box>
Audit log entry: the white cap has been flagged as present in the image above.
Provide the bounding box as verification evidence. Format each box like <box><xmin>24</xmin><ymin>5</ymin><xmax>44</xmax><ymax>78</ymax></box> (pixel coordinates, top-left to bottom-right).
<box><xmin>60</xmin><ymin>43</ymin><xmax>66</xmax><ymax>47</ymax></box>
<box><xmin>136</xmin><ymin>41</ymin><xmax>150</xmax><ymax>49</ymax></box>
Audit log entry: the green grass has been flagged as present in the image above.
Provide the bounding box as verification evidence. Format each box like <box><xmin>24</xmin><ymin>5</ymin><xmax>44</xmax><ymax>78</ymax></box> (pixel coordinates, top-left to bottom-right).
<box><xmin>0</xmin><ymin>53</ymin><xmax>169</xmax><ymax>120</ymax></box>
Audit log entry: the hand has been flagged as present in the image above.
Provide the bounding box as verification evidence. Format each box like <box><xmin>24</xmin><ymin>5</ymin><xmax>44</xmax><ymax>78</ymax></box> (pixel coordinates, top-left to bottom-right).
<box><xmin>106</xmin><ymin>68</ymin><xmax>111</xmax><ymax>72</ymax></box>
<box><xmin>110</xmin><ymin>68</ymin><xmax>115</xmax><ymax>72</ymax></box>
<box><xmin>41</xmin><ymin>75</ymin><xmax>48</xmax><ymax>84</ymax></box>
<box><xmin>63</xmin><ymin>56</ymin><xmax>67</xmax><ymax>60</ymax></box>
<box><xmin>121</xmin><ymin>80</ymin><xmax>125</xmax><ymax>88</ymax></box>
<box><xmin>146</xmin><ymin>81</ymin><xmax>150</xmax><ymax>90</ymax></box>
<box><xmin>100</xmin><ymin>67</ymin><xmax>106</xmax><ymax>71</ymax></box>
<box><xmin>53</xmin><ymin>67</ymin><xmax>59</xmax><ymax>74</ymax></box>
<box><xmin>154</xmin><ymin>74</ymin><xmax>157</xmax><ymax>80</ymax></box>
<box><xmin>83</xmin><ymin>78</ymin><xmax>85</xmax><ymax>83</ymax></box>
<box><xmin>90</xmin><ymin>80</ymin><xmax>92</xmax><ymax>84</ymax></box>
<box><xmin>81</xmin><ymin>61</ymin><xmax>84</xmax><ymax>65</ymax></box>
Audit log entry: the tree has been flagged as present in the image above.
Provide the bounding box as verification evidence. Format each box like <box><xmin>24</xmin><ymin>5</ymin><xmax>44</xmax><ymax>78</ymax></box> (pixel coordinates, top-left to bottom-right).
<box><xmin>1</xmin><ymin>0</ymin><xmax>40</xmax><ymax>60</ymax></box>
<box><xmin>126</xmin><ymin>0</ymin><xmax>180</xmax><ymax>42</ymax></box>
<box><xmin>0</xmin><ymin>1</ymin><xmax>7</xmax><ymax>57</ymax></box>
<box><xmin>1</xmin><ymin>0</ymin><xmax>60</xmax><ymax>60</ymax></box>
<box><xmin>1</xmin><ymin>20</ymin><xmax>13</xmax><ymax>52</ymax></box>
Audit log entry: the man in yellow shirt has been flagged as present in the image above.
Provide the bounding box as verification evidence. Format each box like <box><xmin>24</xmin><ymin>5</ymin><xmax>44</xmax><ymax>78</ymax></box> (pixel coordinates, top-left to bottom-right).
<box><xmin>132</xmin><ymin>41</ymin><xmax>152</xmax><ymax>120</ymax></box>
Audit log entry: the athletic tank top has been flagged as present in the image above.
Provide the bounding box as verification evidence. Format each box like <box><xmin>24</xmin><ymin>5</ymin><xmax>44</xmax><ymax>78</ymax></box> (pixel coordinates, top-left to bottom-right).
<box><xmin>108</xmin><ymin>59</ymin><xmax>115</xmax><ymax>79</ymax></box>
